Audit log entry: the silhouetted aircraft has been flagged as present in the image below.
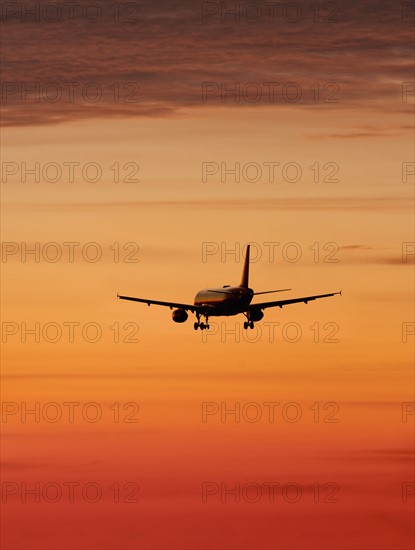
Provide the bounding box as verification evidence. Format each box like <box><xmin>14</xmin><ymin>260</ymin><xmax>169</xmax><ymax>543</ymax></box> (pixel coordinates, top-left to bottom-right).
<box><xmin>118</xmin><ymin>244</ymin><xmax>341</xmax><ymax>330</ymax></box>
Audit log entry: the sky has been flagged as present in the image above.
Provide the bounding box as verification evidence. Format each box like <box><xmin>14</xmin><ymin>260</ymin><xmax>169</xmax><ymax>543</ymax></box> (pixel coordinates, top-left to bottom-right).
<box><xmin>1</xmin><ymin>0</ymin><xmax>414</xmax><ymax>548</ymax></box>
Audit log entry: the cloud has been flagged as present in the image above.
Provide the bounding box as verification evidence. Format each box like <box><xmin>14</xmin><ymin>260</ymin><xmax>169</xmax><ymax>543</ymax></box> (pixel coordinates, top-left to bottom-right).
<box><xmin>324</xmin><ymin>448</ymin><xmax>415</xmax><ymax>463</ymax></box>
<box><xmin>306</xmin><ymin>129</ymin><xmax>410</xmax><ymax>140</ymax></box>
<box><xmin>1</xmin><ymin>0</ymin><xmax>413</xmax><ymax>126</ymax></box>
<box><xmin>340</xmin><ymin>245</ymin><xmax>375</xmax><ymax>250</ymax></box>
<box><xmin>8</xmin><ymin>196</ymin><xmax>412</xmax><ymax>212</ymax></box>
<box><xmin>339</xmin><ymin>244</ymin><xmax>415</xmax><ymax>265</ymax></box>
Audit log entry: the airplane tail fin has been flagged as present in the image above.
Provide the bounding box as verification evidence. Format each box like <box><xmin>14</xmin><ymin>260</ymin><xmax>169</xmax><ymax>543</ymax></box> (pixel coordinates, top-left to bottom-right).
<box><xmin>240</xmin><ymin>244</ymin><xmax>250</xmax><ymax>288</ymax></box>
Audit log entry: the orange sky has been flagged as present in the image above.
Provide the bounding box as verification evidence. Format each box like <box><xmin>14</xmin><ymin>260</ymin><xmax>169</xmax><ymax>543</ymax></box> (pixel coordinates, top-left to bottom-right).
<box><xmin>1</xmin><ymin>1</ymin><xmax>414</xmax><ymax>548</ymax></box>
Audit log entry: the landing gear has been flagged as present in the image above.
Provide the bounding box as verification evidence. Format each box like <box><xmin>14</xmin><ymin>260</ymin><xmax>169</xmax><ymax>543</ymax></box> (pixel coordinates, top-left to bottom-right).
<box><xmin>243</xmin><ymin>317</ymin><xmax>255</xmax><ymax>330</ymax></box>
<box><xmin>194</xmin><ymin>314</ymin><xmax>210</xmax><ymax>330</ymax></box>
<box><xmin>195</xmin><ymin>322</ymin><xmax>210</xmax><ymax>330</ymax></box>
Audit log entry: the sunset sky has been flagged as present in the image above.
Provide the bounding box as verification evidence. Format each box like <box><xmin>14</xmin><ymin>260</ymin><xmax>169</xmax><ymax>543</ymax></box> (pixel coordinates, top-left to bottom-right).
<box><xmin>1</xmin><ymin>1</ymin><xmax>414</xmax><ymax>548</ymax></box>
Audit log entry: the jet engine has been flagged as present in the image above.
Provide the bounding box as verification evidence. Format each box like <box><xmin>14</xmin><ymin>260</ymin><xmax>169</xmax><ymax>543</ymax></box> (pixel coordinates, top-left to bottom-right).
<box><xmin>250</xmin><ymin>309</ymin><xmax>264</xmax><ymax>322</ymax></box>
<box><xmin>172</xmin><ymin>309</ymin><xmax>188</xmax><ymax>323</ymax></box>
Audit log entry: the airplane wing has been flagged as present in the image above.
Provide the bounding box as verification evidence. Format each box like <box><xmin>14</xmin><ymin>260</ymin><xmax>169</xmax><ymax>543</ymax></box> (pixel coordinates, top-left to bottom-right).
<box><xmin>246</xmin><ymin>291</ymin><xmax>341</xmax><ymax>312</ymax></box>
<box><xmin>117</xmin><ymin>294</ymin><xmax>202</xmax><ymax>314</ymax></box>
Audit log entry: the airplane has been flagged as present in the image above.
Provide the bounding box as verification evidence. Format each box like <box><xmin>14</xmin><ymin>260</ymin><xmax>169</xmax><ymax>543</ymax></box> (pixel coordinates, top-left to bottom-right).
<box><xmin>117</xmin><ymin>244</ymin><xmax>341</xmax><ymax>330</ymax></box>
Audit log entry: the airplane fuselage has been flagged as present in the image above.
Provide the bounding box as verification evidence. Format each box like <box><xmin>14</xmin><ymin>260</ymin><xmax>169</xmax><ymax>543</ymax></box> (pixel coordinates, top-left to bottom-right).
<box><xmin>194</xmin><ymin>286</ymin><xmax>254</xmax><ymax>316</ymax></box>
<box><xmin>118</xmin><ymin>243</ymin><xmax>340</xmax><ymax>330</ymax></box>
